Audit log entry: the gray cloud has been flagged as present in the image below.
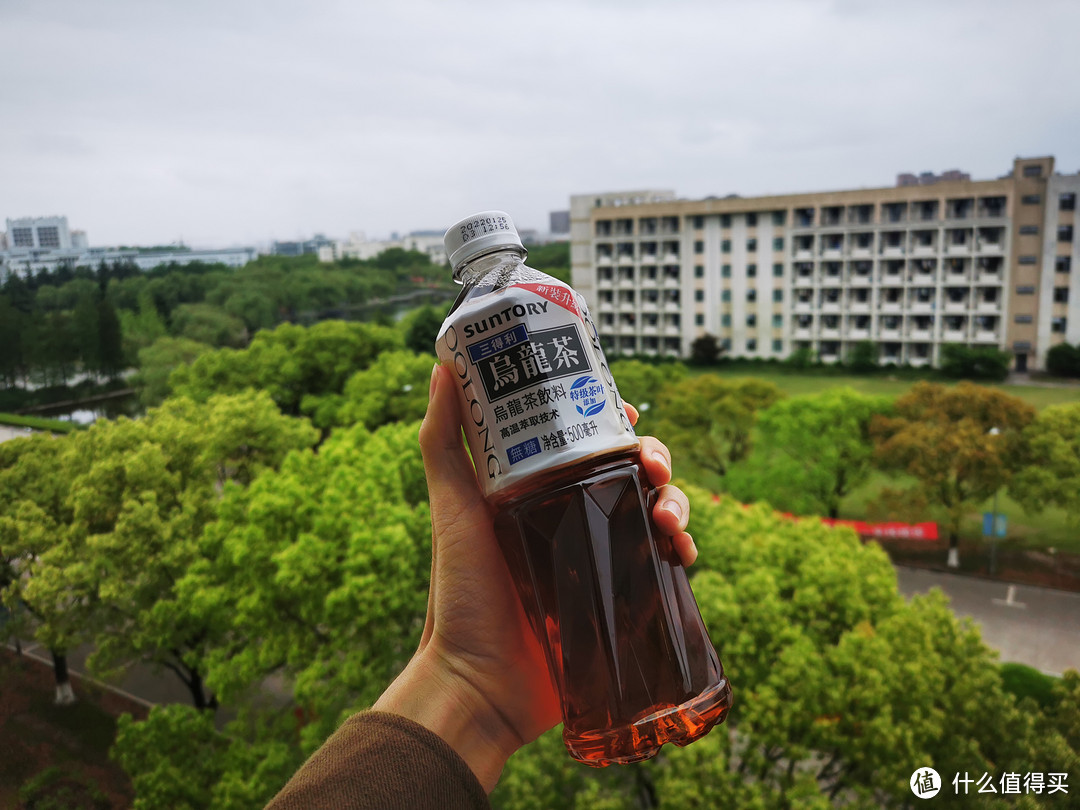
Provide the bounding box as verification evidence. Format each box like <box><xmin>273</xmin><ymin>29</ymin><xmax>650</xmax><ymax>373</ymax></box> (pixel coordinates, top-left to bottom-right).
<box><xmin>1</xmin><ymin>0</ymin><xmax>1077</xmax><ymax>246</ymax></box>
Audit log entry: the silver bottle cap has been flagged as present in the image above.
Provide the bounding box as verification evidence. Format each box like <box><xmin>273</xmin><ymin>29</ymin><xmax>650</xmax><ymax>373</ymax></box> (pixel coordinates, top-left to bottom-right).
<box><xmin>444</xmin><ymin>210</ymin><xmax>526</xmax><ymax>276</ymax></box>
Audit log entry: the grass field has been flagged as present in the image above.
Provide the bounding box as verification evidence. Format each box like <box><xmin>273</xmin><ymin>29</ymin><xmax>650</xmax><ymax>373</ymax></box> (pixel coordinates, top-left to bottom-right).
<box><xmin>695</xmin><ymin>368</ymin><xmax>1080</xmax><ymax>410</ymax></box>
<box><xmin>667</xmin><ymin>369</ymin><xmax>1079</xmax><ymax>554</ymax></box>
<box><xmin>0</xmin><ymin>412</ymin><xmax>79</xmax><ymax>433</ymax></box>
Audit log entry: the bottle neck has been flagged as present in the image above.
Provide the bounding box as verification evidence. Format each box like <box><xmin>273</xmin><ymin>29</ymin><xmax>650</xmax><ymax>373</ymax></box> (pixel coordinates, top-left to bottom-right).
<box><xmin>455</xmin><ymin>248</ymin><xmax>526</xmax><ymax>286</ymax></box>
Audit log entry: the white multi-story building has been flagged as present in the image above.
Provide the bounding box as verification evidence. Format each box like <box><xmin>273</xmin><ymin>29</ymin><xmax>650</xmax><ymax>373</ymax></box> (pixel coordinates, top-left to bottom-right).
<box><xmin>571</xmin><ymin>157</ymin><xmax>1079</xmax><ymax>372</ymax></box>
<box><xmin>0</xmin><ymin>215</ymin><xmax>256</xmax><ymax>279</ymax></box>
<box><xmin>323</xmin><ymin>230</ymin><xmax>447</xmax><ymax>265</ymax></box>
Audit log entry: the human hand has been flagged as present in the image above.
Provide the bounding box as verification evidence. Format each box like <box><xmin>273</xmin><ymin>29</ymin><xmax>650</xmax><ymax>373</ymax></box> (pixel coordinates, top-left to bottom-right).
<box><xmin>374</xmin><ymin>363</ymin><xmax>698</xmax><ymax>791</ymax></box>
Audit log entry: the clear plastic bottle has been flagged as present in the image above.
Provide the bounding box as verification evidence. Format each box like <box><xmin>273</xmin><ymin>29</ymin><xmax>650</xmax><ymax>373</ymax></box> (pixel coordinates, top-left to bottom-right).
<box><xmin>436</xmin><ymin>211</ymin><xmax>732</xmax><ymax>766</ymax></box>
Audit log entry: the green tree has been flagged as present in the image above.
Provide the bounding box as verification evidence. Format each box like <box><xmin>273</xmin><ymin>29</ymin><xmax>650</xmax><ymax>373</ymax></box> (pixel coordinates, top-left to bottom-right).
<box><xmin>872</xmin><ymin>382</ymin><xmax>1034</xmax><ymax>567</ymax></box>
<box><xmin>135</xmin><ymin>336</ymin><xmax>212</xmax><ymax>407</ymax></box>
<box><xmin>653</xmin><ymin>376</ymin><xmax>782</xmax><ymax>482</ymax></box>
<box><xmin>96</xmin><ymin>297</ymin><xmax>125</xmax><ymax>379</ymax></box>
<box><xmin>169</xmin><ymin>320</ymin><xmax>402</xmax><ymax>416</ymax></box>
<box><xmin>1045</xmin><ymin>342</ymin><xmax>1080</xmax><ymax>378</ymax></box>
<box><xmin>401</xmin><ymin>304</ymin><xmax>446</xmax><ymax>355</ymax></box>
<box><xmin>846</xmin><ymin>340</ymin><xmax>878</xmax><ymax>373</ymax></box>
<box><xmin>1010</xmin><ymin>402</ymin><xmax>1080</xmax><ymax>526</ymax></box>
<box><xmin>181</xmin><ymin>420</ymin><xmax>431</xmax><ymax>745</ymax></box>
<box><xmin>169</xmin><ymin>302</ymin><xmax>248</xmax><ymax>348</ymax></box>
<box><xmin>0</xmin><ymin>294</ymin><xmax>29</xmax><ymax>385</ymax></box>
<box><xmin>72</xmin><ymin>288</ymin><xmax>100</xmax><ymax>374</ymax></box>
<box><xmin>21</xmin><ymin>392</ymin><xmax>318</xmax><ymax>709</ymax></box>
<box><xmin>689</xmin><ymin>333</ymin><xmax>723</xmax><ymax>366</ymax></box>
<box><xmin>751</xmin><ymin>389</ymin><xmax>893</xmax><ymax>518</ymax></box>
<box><xmin>302</xmin><ymin>350</ymin><xmax>436</xmax><ymax>430</ymax></box>
<box><xmin>119</xmin><ymin>291</ymin><xmax>169</xmax><ymax>364</ymax></box>
<box><xmin>0</xmin><ymin>434</ymin><xmax>82</xmax><ymax>703</ymax></box>
<box><xmin>939</xmin><ymin>343</ymin><xmax>1012</xmax><ymax>382</ymax></box>
<box><xmin>112</xmin><ymin>704</ymin><xmax>301</xmax><ymax>810</ymax></box>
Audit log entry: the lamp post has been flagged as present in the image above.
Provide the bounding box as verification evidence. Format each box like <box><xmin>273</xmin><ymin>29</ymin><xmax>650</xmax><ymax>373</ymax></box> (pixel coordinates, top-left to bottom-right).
<box><xmin>987</xmin><ymin>427</ymin><xmax>1001</xmax><ymax>575</ymax></box>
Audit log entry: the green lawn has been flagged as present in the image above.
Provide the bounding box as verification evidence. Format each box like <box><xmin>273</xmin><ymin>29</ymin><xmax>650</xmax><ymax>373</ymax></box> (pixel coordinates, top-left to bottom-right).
<box><xmin>665</xmin><ymin>370</ymin><xmax>1079</xmax><ymax>553</ymax></box>
<box><xmin>694</xmin><ymin>368</ymin><xmax>1080</xmax><ymax>411</ymax></box>
<box><xmin>0</xmin><ymin>412</ymin><xmax>80</xmax><ymax>433</ymax></box>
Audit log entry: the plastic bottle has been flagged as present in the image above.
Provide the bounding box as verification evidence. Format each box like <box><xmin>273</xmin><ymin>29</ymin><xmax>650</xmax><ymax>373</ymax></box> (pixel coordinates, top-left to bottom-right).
<box><xmin>436</xmin><ymin>211</ymin><xmax>732</xmax><ymax>766</ymax></box>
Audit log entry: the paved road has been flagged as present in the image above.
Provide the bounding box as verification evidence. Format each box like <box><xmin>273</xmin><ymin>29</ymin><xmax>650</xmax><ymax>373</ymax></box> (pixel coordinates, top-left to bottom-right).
<box><xmin>896</xmin><ymin>565</ymin><xmax>1080</xmax><ymax>676</ymax></box>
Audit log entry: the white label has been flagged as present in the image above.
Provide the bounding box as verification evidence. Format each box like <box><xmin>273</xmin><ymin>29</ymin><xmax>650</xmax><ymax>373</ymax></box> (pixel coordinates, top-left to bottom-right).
<box><xmin>438</xmin><ymin>280</ymin><xmax>638</xmax><ymax>499</ymax></box>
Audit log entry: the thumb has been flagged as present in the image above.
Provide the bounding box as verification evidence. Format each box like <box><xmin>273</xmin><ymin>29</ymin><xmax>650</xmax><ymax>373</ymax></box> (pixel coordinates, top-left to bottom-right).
<box><xmin>419</xmin><ymin>363</ymin><xmax>489</xmax><ymax>525</ymax></box>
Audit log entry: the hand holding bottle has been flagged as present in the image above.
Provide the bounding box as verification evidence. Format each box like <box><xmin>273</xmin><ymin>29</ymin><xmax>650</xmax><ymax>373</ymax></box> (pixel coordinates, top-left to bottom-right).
<box><xmin>373</xmin><ymin>363</ymin><xmax>697</xmax><ymax>791</ymax></box>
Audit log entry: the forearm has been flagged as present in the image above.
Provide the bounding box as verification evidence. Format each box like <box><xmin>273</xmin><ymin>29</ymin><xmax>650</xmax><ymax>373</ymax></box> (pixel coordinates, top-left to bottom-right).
<box><xmin>374</xmin><ymin>645</ymin><xmax>523</xmax><ymax>793</ymax></box>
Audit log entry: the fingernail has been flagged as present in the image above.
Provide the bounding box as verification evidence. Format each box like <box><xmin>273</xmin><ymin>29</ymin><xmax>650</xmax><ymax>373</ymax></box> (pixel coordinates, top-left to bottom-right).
<box><xmin>651</xmin><ymin>450</ymin><xmax>670</xmax><ymax>475</ymax></box>
<box><xmin>662</xmin><ymin>499</ymin><xmax>682</xmax><ymax>521</ymax></box>
<box><xmin>429</xmin><ymin>364</ymin><xmax>439</xmax><ymax>398</ymax></box>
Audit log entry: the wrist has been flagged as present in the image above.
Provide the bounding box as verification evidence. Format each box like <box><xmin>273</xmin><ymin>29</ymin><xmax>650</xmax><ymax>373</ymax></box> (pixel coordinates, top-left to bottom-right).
<box><xmin>373</xmin><ymin>644</ymin><xmax>524</xmax><ymax>792</ymax></box>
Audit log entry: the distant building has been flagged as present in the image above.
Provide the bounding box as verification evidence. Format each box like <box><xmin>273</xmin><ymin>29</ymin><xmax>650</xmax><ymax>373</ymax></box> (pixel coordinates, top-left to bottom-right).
<box><xmin>572</xmin><ymin>158</ymin><xmax>1078</xmax><ymax>372</ymax></box>
<box><xmin>897</xmin><ymin>169</ymin><xmax>972</xmax><ymax>187</ymax></box>
<box><xmin>271</xmin><ymin>234</ymin><xmax>335</xmax><ymax>256</ymax></box>
<box><xmin>325</xmin><ymin>230</ymin><xmax>447</xmax><ymax>265</ymax></box>
<box><xmin>0</xmin><ymin>214</ymin><xmax>256</xmax><ymax>279</ymax></box>
<box><xmin>550</xmin><ymin>210</ymin><xmax>571</xmax><ymax>235</ymax></box>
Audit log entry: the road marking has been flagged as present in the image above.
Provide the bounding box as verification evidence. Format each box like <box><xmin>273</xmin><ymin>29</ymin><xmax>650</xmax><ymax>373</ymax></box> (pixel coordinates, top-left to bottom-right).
<box><xmin>992</xmin><ymin>584</ymin><xmax>1027</xmax><ymax>609</ymax></box>
<box><xmin>3</xmin><ymin>642</ymin><xmax>156</xmax><ymax>709</ymax></box>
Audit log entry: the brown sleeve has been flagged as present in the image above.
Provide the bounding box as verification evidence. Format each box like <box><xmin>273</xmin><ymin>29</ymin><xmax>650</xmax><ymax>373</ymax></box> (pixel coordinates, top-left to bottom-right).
<box><xmin>265</xmin><ymin>711</ymin><xmax>491</xmax><ymax>810</ymax></box>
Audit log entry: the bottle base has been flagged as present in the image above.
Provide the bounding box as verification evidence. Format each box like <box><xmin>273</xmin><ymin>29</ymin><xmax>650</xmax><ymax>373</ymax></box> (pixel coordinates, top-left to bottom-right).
<box><xmin>562</xmin><ymin>678</ymin><xmax>732</xmax><ymax>767</ymax></box>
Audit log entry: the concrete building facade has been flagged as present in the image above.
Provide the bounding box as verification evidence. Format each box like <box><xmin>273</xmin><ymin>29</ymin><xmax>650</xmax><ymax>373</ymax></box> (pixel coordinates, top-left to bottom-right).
<box><xmin>571</xmin><ymin>157</ymin><xmax>1079</xmax><ymax>371</ymax></box>
<box><xmin>0</xmin><ymin>215</ymin><xmax>257</xmax><ymax>278</ymax></box>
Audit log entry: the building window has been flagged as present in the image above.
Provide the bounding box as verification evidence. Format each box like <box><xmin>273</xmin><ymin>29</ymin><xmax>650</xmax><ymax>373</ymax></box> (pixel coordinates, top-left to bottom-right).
<box><xmin>773</xmin><ymin>263</ymin><xmax>784</xmax><ymax>277</ymax></box>
<box><xmin>694</xmin><ymin>290</ymin><xmax>705</xmax><ymax>302</ymax></box>
<box><xmin>722</xmin><ymin>264</ymin><xmax>731</xmax><ymax>278</ymax></box>
<box><xmin>1059</xmin><ymin>225</ymin><xmax>1074</xmax><ymax>243</ymax></box>
<box><xmin>722</xmin><ymin>290</ymin><xmax>731</xmax><ymax>302</ymax></box>
<box><xmin>746</xmin><ymin>338</ymin><xmax>758</xmax><ymax>351</ymax></box>
<box><xmin>1061</xmin><ymin>192</ymin><xmax>1077</xmax><ymax>211</ymax></box>
<box><xmin>772</xmin><ymin>211</ymin><xmax>786</xmax><ymax>226</ymax></box>
<box><xmin>747</xmin><ymin>314</ymin><xmax>757</xmax><ymax>327</ymax></box>
<box><xmin>695</xmin><ymin>314</ymin><xmax>705</xmax><ymax>326</ymax></box>
<box><xmin>1018</xmin><ymin>255</ymin><xmax>1037</xmax><ymax>265</ymax></box>
<box><xmin>747</xmin><ymin>289</ymin><xmax>757</xmax><ymax>303</ymax></box>
<box><xmin>1016</xmin><ymin>285</ymin><xmax>1036</xmax><ymax>295</ymax></box>
<box><xmin>720</xmin><ymin>214</ymin><xmax>731</xmax><ymax>228</ymax></box>
<box><xmin>1055</xmin><ymin>287</ymin><xmax>1070</xmax><ymax>303</ymax></box>
<box><xmin>1022</xmin><ymin>165</ymin><xmax>1044</xmax><ymax>177</ymax></box>
<box><xmin>1019</xmin><ymin>225</ymin><xmax>1039</xmax><ymax>235</ymax></box>
<box><xmin>746</xmin><ymin>213</ymin><xmax>757</xmax><ymax>227</ymax></box>
<box><xmin>747</xmin><ymin>238</ymin><xmax>757</xmax><ymax>252</ymax></box>
<box><xmin>1014</xmin><ymin>314</ymin><xmax>1034</xmax><ymax>324</ymax></box>
<box><xmin>772</xmin><ymin>315</ymin><xmax>783</xmax><ymax>328</ymax></box>
<box><xmin>1052</xmin><ymin>317</ymin><xmax>1068</xmax><ymax>333</ymax></box>
<box><xmin>747</xmin><ymin>264</ymin><xmax>757</xmax><ymax>277</ymax></box>
<box><xmin>772</xmin><ymin>289</ymin><xmax>783</xmax><ymax>303</ymax></box>
<box><xmin>694</xmin><ymin>240</ymin><xmax>705</xmax><ymax>253</ymax></box>
<box><xmin>721</xmin><ymin>239</ymin><xmax>731</xmax><ymax>253</ymax></box>
<box><xmin>1022</xmin><ymin>194</ymin><xmax>1041</xmax><ymax>205</ymax></box>
<box><xmin>692</xmin><ymin>216</ymin><xmax>704</xmax><ymax>229</ymax></box>
<box><xmin>11</xmin><ymin>227</ymin><xmax>33</xmax><ymax>247</ymax></box>
<box><xmin>721</xmin><ymin>314</ymin><xmax>731</xmax><ymax>327</ymax></box>
<box><xmin>694</xmin><ymin>265</ymin><xmax>704</xmax><ymax>278</ymax></box>
<box><xmin>772</xmin><ymin>339</ymin><xmax>783</xmax><ymax>352</ymax></box>
<box><xmin>1057</xmin><ymin>256</ymin><xmax>1072</xmax><ymax>273</ymax></box>
<box><xmin>36</xmin><ymin>226</ymin><xmax>60</xmax><ymax>248</ymax></box>
<box><xmin>771</xmin><ymin>237</ymin><xmax>783</xmax><ymax>252</ymax></box>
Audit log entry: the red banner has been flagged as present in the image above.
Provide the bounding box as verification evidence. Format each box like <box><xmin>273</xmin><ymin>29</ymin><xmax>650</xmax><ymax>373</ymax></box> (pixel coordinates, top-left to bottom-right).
<box><xmin>712</xmin><ymin>496</ymin><xmax>939</xmax><ymax>541</ymax></box>
<box><xmin>820</xmin><ymin>519</ymin><xmax>939</xmax><ymax>541</ymax></box>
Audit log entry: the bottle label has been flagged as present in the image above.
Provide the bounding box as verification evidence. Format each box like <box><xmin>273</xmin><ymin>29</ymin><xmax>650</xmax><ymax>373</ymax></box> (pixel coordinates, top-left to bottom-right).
<box><xmin>438</xmin><ymin>281</ymin><xmax>638</xmax><ymax>498</ymax></box>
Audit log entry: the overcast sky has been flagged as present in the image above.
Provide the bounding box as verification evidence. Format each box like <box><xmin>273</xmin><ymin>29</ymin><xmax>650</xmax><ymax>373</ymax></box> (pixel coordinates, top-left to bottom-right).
<box><xmin>2</xmin><ymin>0</ymin><xmax>1078</xmax><ymax>248</ymax></box>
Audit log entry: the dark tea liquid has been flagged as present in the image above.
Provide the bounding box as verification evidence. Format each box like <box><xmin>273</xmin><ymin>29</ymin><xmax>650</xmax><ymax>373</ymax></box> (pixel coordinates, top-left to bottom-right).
<box><xmin>492</xmin><ymin>454</ymin><xmax>733</xmax><ymax>766</ymax></box>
